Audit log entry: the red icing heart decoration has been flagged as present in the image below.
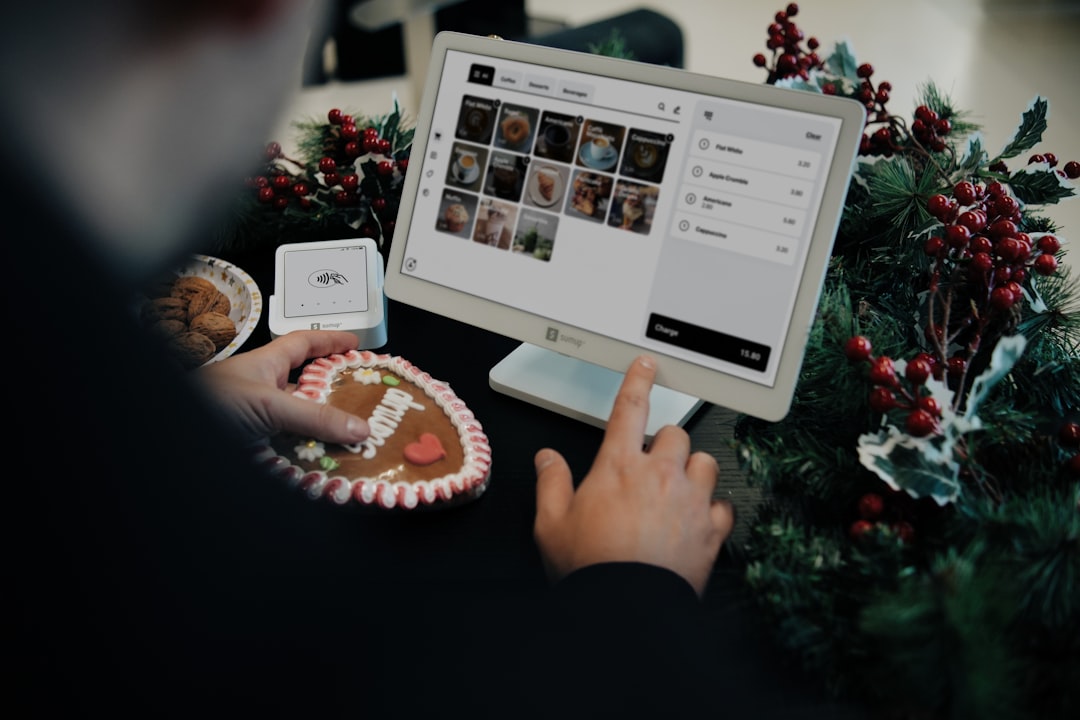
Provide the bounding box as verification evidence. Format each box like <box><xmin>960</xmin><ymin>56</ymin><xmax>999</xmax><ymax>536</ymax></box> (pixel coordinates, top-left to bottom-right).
<box><xmin>403</xmin><ymin>432</ymin><xmax>446</xmax><ymax>466</ymax></box>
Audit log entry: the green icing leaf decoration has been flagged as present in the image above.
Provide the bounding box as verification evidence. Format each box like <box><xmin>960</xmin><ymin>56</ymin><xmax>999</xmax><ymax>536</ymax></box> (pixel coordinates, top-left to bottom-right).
<box><xmin>382</xmin><ymin>375</ymin><xmax>400</xmax><ymax>387</ymax></box>
<box><xmin>319</xmin><ymin>456</ymin><xmax>340</xmax><ymax>472</ymax></box>
<box><xmin>1008</xmin><ymin>165</ymin><xmax>1076</xmax><ymax>205</ymax></box>
<box><xmin>995</xmin><ymin>96</ymin><xmax>1048</xmax><ymax>161</ymax></box>
<box><xmin>823</xmin><ymin>40</ymin><xmax>860</xmax><ymax>81</ymax></box>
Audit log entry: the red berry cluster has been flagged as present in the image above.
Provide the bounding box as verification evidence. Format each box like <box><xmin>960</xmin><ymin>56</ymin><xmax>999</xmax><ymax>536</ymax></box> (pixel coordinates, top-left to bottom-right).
<box><xmin>849</xmin><ymin>63</ymin><xmax>903</xmax><ymax>158</ymax></box>
<box><xmin>848</xmin><ymin>492</ymin><xmax>915</xmax><ymax>544</ymax></box>
<box><xmin>750</xmin><ymin>8</ymin><xmax>906</xmax><ymax>157</ymax></box>
<box><xmin>909</xmin><ymin>104</ymin><xmax>951</xmax><ymax>152</ymax></box>
<box><xmin>858</xmin><ymin>101</ymin><xmax>949</xmax><ymax>159</ymax></box>
<box><xmin>248</xmin><ymin>142</ymin><xmax>315</xmax><ymax>212</ymax></box>
<box><xmin>244</xmin><ymin>108</ymin><xmax>408</xmax><ymax>242</ymax></box>
<box><xmin>923</xmin><ymin>180</ymin><xmax>1061</xmax><ymax>313</ymax></box>
<box><xmin>989</xmin><ymin>152</ymin><xmax>1080</xmax><ymax>181</ymax></box>
<box><xmin>845</xmin><ymin>335</ymin><xmax>944</xmax><ymax>437</ymax></box>
<box><xmin>752</xmin><ymin>4</ymin><xmax>824</xmax><ymax>84</ymax></box>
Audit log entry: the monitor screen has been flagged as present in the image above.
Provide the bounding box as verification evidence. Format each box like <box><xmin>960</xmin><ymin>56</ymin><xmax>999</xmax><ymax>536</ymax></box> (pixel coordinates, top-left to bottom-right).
<box><xmin>386</xmin><ymin>33</ymin><xmax>865</xmax><ymax>423</ymax></box>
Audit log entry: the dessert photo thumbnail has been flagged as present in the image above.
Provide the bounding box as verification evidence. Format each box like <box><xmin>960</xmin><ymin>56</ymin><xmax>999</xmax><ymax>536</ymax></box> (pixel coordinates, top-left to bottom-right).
<box><xmin>522</xmin><ymin>163</ymin><xmax>569</xmax><ymax>210</ymax></box>
<box><xmin>494</xmin><ymin>103</ymin><xmax>539</xmax><ymax>153</ymax></box>
<box><xmin>483</xmin><ymin>151</ymin><xmax>528</xmax><ymax>203</ymax></box>
<box><xmin>435</xmin><ymin>189</ymin><xmax>478</xmax><ymax>238</ymax></box>
<box><xmin>565</xmin><ymin>170</ymin><xmax>613</xmax><ymax>223</ymax></box>
<box><xmin>473</xmin><ymin>198</ymin><xmax>518</xmax><ymax>250</ymax></box>
<box><xmin>608</xmin><ymin>180</ymin><xmax>660</xmax><ymax>235</ymax></box>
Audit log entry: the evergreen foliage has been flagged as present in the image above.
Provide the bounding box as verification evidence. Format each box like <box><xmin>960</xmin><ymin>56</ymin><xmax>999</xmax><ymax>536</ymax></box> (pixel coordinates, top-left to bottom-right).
<box><xmin>737</xmin><ymin>8</ymin><xmax>1080</xmax><ymax>718</ymax></box>
<box><xmin>214</xmin><ymin>98</ymin><xmax>414</xmax><ymax>257</ymax></box>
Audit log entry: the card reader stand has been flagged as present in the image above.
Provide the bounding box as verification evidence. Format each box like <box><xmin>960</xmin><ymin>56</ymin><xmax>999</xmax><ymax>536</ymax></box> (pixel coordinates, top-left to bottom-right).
<box><xmin>269</xmin><ymin>238</ymin><xmax>388</xmax><ymax>348</ymax></box>
<box><xmin>490</xmin><ymin>343</ymin><xmax>703</xmax><ymax>441</ymax></box>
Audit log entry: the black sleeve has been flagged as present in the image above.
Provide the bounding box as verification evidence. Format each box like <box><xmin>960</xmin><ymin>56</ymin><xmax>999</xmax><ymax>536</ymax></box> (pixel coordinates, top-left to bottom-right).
<box><xmin>501</xmin><ymin>562</ymin><xmax>730</xmax><ymax>719</ymax></box>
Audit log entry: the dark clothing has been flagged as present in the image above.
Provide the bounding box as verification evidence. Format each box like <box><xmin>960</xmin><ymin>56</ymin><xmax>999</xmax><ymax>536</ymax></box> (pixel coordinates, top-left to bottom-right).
<box><xmin>4</xmin><ymin>155</ymin><xmax>723</xmax><ymax>719</ymax></box>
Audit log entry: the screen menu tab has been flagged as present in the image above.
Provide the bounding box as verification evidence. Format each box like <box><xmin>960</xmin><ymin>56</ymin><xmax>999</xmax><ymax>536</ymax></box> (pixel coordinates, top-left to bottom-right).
<box><xmin>399</xmin><ymin>50</ymin><xmax>843</xmax><ymax>386</ymax></box>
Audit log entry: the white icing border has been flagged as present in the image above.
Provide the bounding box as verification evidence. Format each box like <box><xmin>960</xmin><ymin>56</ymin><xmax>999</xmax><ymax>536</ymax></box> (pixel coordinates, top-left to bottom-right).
<box><xmin>255</xmin><ymin>351</ymin><xmax>492</xmax><ymax>509</ymax></box>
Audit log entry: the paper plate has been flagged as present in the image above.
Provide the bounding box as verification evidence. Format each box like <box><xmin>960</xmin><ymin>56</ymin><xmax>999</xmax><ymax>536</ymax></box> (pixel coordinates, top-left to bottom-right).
<box><xmin>178</xmin><ymin>254</ymin><xmax>263</xmax><ymax>365</ymax></box>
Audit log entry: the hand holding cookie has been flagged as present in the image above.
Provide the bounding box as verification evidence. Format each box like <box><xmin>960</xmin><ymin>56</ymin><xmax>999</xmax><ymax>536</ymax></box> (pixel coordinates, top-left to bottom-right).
<box><xmin>198</xmin><ymin>330</ymin><xmax>370</xmax><ymax>446</ymax></box>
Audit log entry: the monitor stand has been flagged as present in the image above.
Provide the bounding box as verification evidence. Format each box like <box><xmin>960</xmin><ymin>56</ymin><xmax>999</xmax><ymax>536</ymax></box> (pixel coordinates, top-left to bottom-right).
<box><xmin>489</xmin><ymin>343</ymin><xmax>703</xmax><ymax>440</ymax></box>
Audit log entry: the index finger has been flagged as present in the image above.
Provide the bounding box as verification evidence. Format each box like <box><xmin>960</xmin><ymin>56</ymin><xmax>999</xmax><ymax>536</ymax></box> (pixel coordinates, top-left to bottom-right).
<box><xmin>261</xmin><ymin>330</ymin><xmax>361</xmax><ymax>371</ymax></box>
<box><xmin>598</xmin><ymin>355</ymin><xmax>656</xmax><ymax>458</ymax></box>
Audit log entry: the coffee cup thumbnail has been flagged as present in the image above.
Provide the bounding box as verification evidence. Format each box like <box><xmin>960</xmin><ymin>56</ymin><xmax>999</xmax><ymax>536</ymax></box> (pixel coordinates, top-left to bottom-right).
<box><xmin>455</xmin><ymin>153</ymin><xmax>477</xmax><ymax>181</ymax></box>
<box><xmin>543</xmin><ymin>123</ymin><xmax>570</xmax><ymax>148</ymax></box>
<box><xmin>587</xmin><ymin>136</ymin><xmax>613</xmax><ymax>162</ymax></box>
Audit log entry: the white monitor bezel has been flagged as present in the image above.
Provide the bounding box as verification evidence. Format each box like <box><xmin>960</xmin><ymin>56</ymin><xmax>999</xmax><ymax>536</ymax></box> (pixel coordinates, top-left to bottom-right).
<box><xmin>385</xmin><ymin>31</ymin><xmax>865</xmax><ymax>422</ymax></box>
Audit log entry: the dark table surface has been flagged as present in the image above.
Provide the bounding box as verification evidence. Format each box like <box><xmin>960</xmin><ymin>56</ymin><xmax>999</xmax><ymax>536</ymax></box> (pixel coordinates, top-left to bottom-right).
<box><xmin>218</xmin><ymin>244</ymin><xmax>865</xmax><ymax>718</ymax></box>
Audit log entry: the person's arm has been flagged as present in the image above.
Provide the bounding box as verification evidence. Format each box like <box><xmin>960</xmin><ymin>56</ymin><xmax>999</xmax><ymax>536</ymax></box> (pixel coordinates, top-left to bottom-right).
<box><xmin>196</xmin><ymin>329</ymin><xmax>370</xmax><ymax>445</ymax></box>
<box><xmin>533</xmin><ymin>354</ymin><xmax>733</xmax><ymax>595</ymax></box>
<box><xmin>518</xmin><ymin>355</ymin><xmax>735</xmax><ymax>717</ymax></box>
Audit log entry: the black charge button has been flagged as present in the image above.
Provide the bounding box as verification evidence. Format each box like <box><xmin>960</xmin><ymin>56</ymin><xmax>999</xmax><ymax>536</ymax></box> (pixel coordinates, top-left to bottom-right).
<box><xmin>645</xmin><ymin>313</ymin><xmax>771</xmax><ymax>372</ymax></box>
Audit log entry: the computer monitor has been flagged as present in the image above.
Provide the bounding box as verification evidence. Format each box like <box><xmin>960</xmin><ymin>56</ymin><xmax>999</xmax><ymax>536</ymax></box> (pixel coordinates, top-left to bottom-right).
<box><xmin>385</xmin><ymin>32</ymin><xmax>864</xmax><ymax>433</ymax></box>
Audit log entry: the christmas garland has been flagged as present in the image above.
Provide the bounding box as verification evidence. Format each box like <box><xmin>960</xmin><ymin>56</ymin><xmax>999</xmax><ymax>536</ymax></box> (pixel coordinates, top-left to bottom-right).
<box><xmin>214</xmin><ymin>97</ymin><xmax>415</xmax><ymax>258</ymax></box>
<box><xmin>736</xmin><ymin>5</ymin><xmax>1079</xmax><ymax>719</ymax></box>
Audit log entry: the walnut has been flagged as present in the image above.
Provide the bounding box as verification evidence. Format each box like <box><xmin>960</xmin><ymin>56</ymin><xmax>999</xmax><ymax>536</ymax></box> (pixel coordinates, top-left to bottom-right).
<box><xmin>168</xmin><ymin>331</ymin><xmax>216</xmax><ymax>369</ymax></box>
<box><xmin>208</xmin><ymin>291</ymin><xmax>231</xmax><ymax>316</ymax></box>
<box><xmin>149</xmin><ymin>318</ymin><xmax>187</xmax><ymax>339</ymax></box>
<box><xmin>186</xmin><ymin>288</ymin><xmax>230</xmax><ymax>322</ymax></box>
<box><xmin>141</xmin><ymin>296</ymin><xmax>188</xmax><ymax>324</ymax></box>
<box><xmin>189</xmin><ymin>311</ymin><xmax>237</xmax><ymax>352</ymax></box>
<box><xmin>171</xmin><ymin>275</ymin><xmax>217</xmax><ymax>302</ymax></box>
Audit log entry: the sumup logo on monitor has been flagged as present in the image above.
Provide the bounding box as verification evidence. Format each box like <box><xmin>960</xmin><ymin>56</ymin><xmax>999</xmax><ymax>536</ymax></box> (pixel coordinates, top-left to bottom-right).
<box><xmin>545</xmin><ymin>326</ymin><xmax>584</xmax><ymax>348</ymax></box>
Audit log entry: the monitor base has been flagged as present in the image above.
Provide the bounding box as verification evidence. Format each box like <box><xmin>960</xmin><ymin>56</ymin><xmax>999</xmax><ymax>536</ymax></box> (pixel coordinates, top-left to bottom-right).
<box><xmin>489</xmin><ymin>343</ymin><xmax>703</xmax><ymax>441</ymax></box>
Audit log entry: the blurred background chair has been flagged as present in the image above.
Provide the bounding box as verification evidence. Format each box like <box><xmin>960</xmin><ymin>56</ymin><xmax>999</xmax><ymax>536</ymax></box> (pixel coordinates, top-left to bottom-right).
<box><xmin>304</xmin><ymin>0</ymin><xmax>684</xmax><ymax>85</ymax></box>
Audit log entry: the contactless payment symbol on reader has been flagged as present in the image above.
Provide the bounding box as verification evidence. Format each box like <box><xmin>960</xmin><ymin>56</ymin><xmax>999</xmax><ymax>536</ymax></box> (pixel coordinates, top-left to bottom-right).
<box><xmin>269</xmin><ymin>237</ymin><xmax>388</xmax><ymax>348</ymax></box>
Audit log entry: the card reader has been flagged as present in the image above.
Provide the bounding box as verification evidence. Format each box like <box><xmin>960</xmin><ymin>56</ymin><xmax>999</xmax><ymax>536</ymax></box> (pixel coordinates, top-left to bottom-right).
<box><xmin>269</xmin><ymin>237</ymin><xmax>387</xmax><ymax>348</ymax></box>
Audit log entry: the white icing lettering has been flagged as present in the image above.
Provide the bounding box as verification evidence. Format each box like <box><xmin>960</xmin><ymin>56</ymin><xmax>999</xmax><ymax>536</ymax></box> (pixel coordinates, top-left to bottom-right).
<box><xmin>356</xmin><ymin>387</ymin><xmax>426</xmax><ymax>459</ymax></box>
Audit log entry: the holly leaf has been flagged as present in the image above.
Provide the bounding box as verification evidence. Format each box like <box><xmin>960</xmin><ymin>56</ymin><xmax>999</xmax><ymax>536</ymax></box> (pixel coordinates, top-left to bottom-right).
<box><xmin>994</xmin><ymin>96</ymin><xmax>1048</xmax><ymax>160</ymax></box>
<box><xmin>910</xmin><ymin>214</ymin><xmax>943</xmax><ymax>241</ymax></box>
<box><xmin>775</xmin><ymin>76</ymin><xmax>820</xmax><ymax>93</ymax></box>
<box><xmin>857</xmin><ymin>426</ymin><xmax>962</xmax><ymax>505</ymax></box>
<box><xmin>381</xmin><ymin>108</ymin><xmax>401</xmax><ymax>147</ymax></box>
<box><xmin>857</xmin><ymin>359</ymin><xmax>980</xmax><ymax>506</ymax></box>
<box><xmin>823</xmin><ymin>40</ymin><xmax>860</xmax><ymax>81</ymax></box>
<box><xmin>964</xmin><ymin>334</ymin><xmax>1026</xmax><ymax>422</ymax></box>
<box><xmin>956</xmin><ymin>132</ymin><xmax>987</xmax><ymax>176</ymax></box>
<box><xmin>1008</xmin><ymin>164</ymin><xmax>1076</xmax><ymax>205</ymax></box>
